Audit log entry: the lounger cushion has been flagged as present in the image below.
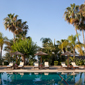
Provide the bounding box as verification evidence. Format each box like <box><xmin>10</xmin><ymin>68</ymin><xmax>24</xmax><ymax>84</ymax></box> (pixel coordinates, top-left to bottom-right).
<box><xmin>45</xmin><ymin>65</ymin><xmax>49</xmax><ymax>67</ymax></box>
<box><xmin>34</xmin><ymin>63</ymin><xmax>38</xmax><ymax>66</ymax></box>
<box><xmin>44</xmin><ymin>62</ymin><xmax>49</xmax><ymax>68</ymax></box>
<box><xmin>34</xmin><ymin>62</ymin><xmax>39</xmax><ymax>68</ymax></box>
<box><xmin>7</xmin><ymin>65</ymin><xmax>12</xmax><ymax>67</ymax></box>
<box><xmin>18</xmin><ymin>65</ymin><xmax>23</xmax><ymax>67</ymax></box>
<box><xmin>9</xmin><ymin>63</ymin><xmax>13</xmax><ymax>66</ymax></box>
<box><xmin>18</xmin><ymin>62</ymin><xmax>24</xmax><ymax>67</ymax></box>
<box><xmin>73</xmin><ymin>65</ymin><xmax>78</xmax><ymax>67</ymax></box>
<box><xmin>62</xmin><ymin>65</ymin><xmax>67</xmax><ymax>67</ymax></box>
<box><xmin>19</xmin><ymin>62</ymin><xmax>24</xmax><ymax>66</ymax></box>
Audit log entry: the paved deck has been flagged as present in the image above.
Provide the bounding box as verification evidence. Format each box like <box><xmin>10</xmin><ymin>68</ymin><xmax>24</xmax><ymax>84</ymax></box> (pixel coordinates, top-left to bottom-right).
<box><xmin>0</xmin><ymin>66</ymin><xmax>85</xmax><ymax>73</ymax></box>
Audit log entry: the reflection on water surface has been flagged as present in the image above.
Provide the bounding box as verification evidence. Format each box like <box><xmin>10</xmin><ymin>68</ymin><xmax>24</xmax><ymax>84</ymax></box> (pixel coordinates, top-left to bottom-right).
<box><xmin>0</xmin><ymin>72</ymin><xmax>84</xmax><ymax>85</ymax></box>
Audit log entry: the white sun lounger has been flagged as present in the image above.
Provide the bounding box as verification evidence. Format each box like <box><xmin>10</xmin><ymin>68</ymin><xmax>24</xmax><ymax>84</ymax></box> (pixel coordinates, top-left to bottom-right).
<box><xmin>61</xmin><ymin>62</ymin><xmax>68</xmax><ymax>68</ymax></box>
<box><xmin>71</xmin><ymin>62</ymin><xmax>79</xmax><ymax>69</ymax></box>
<box><xmin>44</xmin><ymin>62</ymin><xmax>49</xmax><ymax>68</ymax></box>
<box><xmin>7</xmin><ymin>62</ymin><xmax>13</xmax><ymax>68</ymax></box>
<box><xmin>34</xmin><ymin>62</ymin><xmax>39</xmax><ymax>68</ymax></box>
<box><xmin>18</xmin><ymin>62</ymin><xmax>24</xmax><ymax>68</ymax></box>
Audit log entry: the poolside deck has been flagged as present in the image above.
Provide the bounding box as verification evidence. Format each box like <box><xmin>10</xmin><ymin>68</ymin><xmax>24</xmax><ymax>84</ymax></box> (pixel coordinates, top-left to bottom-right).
<box><xmin>0</xmin><ymin>66</ymin><xmax>85</xmax><ymax>73</ymax></box>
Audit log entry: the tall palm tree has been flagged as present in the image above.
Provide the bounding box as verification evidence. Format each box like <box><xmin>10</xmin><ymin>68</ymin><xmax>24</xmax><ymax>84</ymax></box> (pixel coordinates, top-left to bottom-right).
<box><xmin>4</xmin><ymin>13</ymin><xmax>22</xmax><ymax>42</ymax></box>
<box><xmin>64</xmin><ymin>3</ymin><xmax>80</xmax><ymax>42</ymax></box>
<box><xmin>0</xmin><ymin>32</ymin><xmax>8</xmax><ymax>59</ymax></box>
<box><xmin>76</xmin><ymin>4</ymin><xmax>85</xmax><ymax>51</ymax></box>
<box><xmin>16</xmin><ymin>21</ymin><xmax>29</xmax><ymax>40</ymax></box>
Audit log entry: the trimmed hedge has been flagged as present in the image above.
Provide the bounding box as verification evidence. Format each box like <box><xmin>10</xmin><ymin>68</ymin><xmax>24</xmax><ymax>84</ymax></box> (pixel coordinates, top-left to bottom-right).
<box><xmin>54</xmin><ymin>61</ymin><xmax>58</xmax><ymax>66</ymax></box>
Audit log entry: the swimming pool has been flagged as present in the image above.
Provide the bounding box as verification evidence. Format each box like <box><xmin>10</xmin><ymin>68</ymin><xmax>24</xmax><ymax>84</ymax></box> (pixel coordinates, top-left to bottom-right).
<box><xmin>0</xmin><ymin>72</ymin><xmax>84</xmax><ymax>85</ymax></box>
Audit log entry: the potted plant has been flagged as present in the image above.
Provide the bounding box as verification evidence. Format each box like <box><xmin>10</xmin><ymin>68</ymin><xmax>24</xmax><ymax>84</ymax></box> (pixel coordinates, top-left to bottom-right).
<box><xmin>14</xmin><ymin>63</ymin><xmax>18</xmax><ymax>69</ymax></box>
<box><xmin>39</xmin><ymin>63</ymin><xmax>43</xmax><ymax>69</ymax></box>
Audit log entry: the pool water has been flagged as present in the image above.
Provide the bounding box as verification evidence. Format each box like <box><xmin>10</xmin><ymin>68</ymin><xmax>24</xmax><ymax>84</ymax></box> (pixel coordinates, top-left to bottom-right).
<box><xmin>0</xmin><ymin>72</ymin><xmax>85</xmax><ymax>85</ymax></box>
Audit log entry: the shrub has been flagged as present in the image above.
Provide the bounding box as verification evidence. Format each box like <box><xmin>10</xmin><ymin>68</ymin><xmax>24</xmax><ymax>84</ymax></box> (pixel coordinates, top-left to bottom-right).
<box><xmin>75</xmin><ymin>58</ymin><xmax>84</xmax><ymax>65</ymax></box>
<box><xmin>54</xmin><ymin>61</ymin><xmax>58</xmax><ymax>66</ymax></box>
<box><xmin>28</xmin><ymin>58</ymin><xmax>37</xmax><ymax>66</ymax></box>
<box><xmin>83</xmin><ymin>59</ymin><xmax>85</xmax><ymax>65</ymax></box>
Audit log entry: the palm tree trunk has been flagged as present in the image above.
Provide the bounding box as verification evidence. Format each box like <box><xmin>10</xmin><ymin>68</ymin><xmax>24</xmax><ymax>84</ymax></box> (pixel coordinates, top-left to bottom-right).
<box><xmin>82</xmin><ymin>30</ymin><xmax>85</xmax><ymax>52</ymax></box>
<box><xmin>40</xmin><ymin>56</ymin><xmax>42</xmax><ymax>64</ymax></box>
<box><xmin>67</xmin><ymin>56</ymin><xmax>69</xmax><ymax>66</ymax></box>
<box><xmin>63</xmin><ymin>48</ymin><xmax>66</xmax><ymax>53</ymax></box>
<box><xmin>13</xmin><ymin>33</ymin><xmax>15</xmax><ymax>42</ymax></box>
<box><xmin>75</xmin><ymin>28</ymin><xmax>79</xmax><ymax>42</ymax></box>
<box><xmin>73</xmin><ymin>47</ymin><xmax>75</xmax><ymax>61</ymax></box>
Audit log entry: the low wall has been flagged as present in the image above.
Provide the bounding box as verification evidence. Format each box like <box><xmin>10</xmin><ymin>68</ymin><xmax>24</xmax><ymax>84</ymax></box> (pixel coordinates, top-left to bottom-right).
<box><xmin>65</xmin><ymin>56</ymin><xmax>85</xmax><ymax>59</ymax></box>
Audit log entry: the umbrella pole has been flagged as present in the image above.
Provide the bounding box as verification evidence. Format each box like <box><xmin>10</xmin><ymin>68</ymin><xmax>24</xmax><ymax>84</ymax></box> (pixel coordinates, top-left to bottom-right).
<box><xmin>40</xmin><ymin>56</ymin><xmax>42</xmax><ymax>64</ymax></box>
<box><xmin>67</xmin><ymin>56</ymin><xmax>69</xmax><ymax>66</ymax></box>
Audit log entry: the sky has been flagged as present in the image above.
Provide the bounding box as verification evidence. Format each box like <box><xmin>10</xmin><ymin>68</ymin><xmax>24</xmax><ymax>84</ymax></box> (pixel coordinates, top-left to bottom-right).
<box><xmin>0</xmin><ymin>0</ymin><xmax>85</xmax><ymax>56</ymax></box>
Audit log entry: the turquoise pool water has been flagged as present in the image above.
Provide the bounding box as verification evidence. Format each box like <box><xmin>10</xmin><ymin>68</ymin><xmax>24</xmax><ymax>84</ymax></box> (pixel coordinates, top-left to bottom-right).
<box><xmin>0</xmin><ymin>72</ymin><xmax>84</xmax><ymax>85</ymax></box>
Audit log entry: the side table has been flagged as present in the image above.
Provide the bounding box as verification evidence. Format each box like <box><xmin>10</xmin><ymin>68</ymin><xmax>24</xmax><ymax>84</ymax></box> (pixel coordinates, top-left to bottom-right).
<box><xmin>39</xmin><ymin>65</ymin><xmax>44</xmax><ymax>69</ymax></box>
<box><xmin>67</xmin><ymin>65</ymin><xmax>73</xmax><ymax>69</ymax></box>
<box><xmin>13</xmin><ymin>65</ymin><xmax>18</xmax><ymax>69</ymax></box>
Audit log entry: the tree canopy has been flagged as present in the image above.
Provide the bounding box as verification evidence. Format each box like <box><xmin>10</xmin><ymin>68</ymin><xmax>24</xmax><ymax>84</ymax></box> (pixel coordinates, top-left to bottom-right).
<box><xmin>11</xmin><ymin>38</ymin><xmax>38</xmax><ymax>57</ymax></box>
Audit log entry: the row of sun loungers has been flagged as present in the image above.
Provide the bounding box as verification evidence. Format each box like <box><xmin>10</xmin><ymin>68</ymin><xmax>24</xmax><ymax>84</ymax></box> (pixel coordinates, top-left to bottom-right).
<box><xmin>7</xmin><ymin>62</ymin><xmax>24</xmax><ymax>69</ymax></box>
<box><xmin>34</xmin><ymin>62</ymin><xmax>49</xmax><ymax>69</ymax></box>
<box><xmin>7</xmin><ymin>61</ymin><xmax>78</xmax><ymax>69</ymax></box>
<box><xmin>61</xmin><ymin>62</ymin><xmax>79</xmax><ymax>69</ymax></box>
<box><xmin>7</xmin><ymin>62</ymin><xmax>49</xmax><ymax>69</ymax></box>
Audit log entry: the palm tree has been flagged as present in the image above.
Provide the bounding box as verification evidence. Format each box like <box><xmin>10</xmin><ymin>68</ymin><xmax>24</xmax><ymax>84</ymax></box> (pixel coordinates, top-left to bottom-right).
<box><xmin>4</xmin><ymin>39</ymin><xmax>13</xmax><ymax>53</ymax></box>
<box><xmin>0</xmin><ymin>32</ymin><xmax>8</xmax><ymax>58</ymax></box>
<box><xmin>16</xmin><ymin>21</ymin><xmax>29</xmax><ymax>40</ymax></box>
<box><xmin>75</xmin><ymin>42</ymin><xmax>85</xmax><ymax>56</ymax></box>
<box><xmin>4</xmin><ymin>13</ymin><xmax>22</xmax><ymax>42</ymax></box>
<box><xmin>67</xmin><ymin>34</ymin><xmax>81</xmax><ymax>58</ymax></box>
<box><xmin>57</xmin><ymin>39</ymin><xmax>70</xmax><ymax>53</ymax></box>
<box><xmin>40</xmin><ymin>38</ymin><xmax>52</xmax><ymax>46</ymax></box>
<box><xmin>75</xmin><ymin>4</ymin><xmax>85</xmax><ymax>51</ymax></box>
<box><xmin>40</xmin><ymin>38</ymin><xmax>59</xmax><ymax>65</ymax></box>
<box><xmin>64</xmin><ymin>3</ymin><xmax>80</xmax><ymax>42</ymax></box>
<box><xmin>4</xmin><ymin>14</ymin><xmax>29</xmax><ymax>42</ymax></box>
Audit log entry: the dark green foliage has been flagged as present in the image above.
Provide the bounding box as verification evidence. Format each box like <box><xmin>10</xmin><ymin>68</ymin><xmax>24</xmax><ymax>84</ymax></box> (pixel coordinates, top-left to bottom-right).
<box><xmin>83</xmin><ymin>59</ymin><xmax>85</xmax><ymax>65</ymax></box>
<box><xmin>28</xmin><ymin>58</ymin><xmax>37</xmax><ymax>66</ymax></box>
<box><xmin>3</xmin><ymin>53</ymin><xmax>14</xmax><ymax>63</ymax></box>
<box><xmin>54</xmin><ymin>61</ymin><xmax>58</xmax><ymax>66</ymax></box>
<box><xmin>4</xmin><ymin>61</ymin><xmax>9</xmax><ymax>65</ymax></box>
<box><xmin>75</xmin><ymin>58</ymin><xmax>84</xmax><ymax>65</ymax></box>
<box><xmin>0</xmin><ymin>59</ymin><xmax>2</xmax><ymax>65</ymax></box>
<box><xmin>4</xmin><ymin>39</ymin><xmax>13</xmax><ymax>52</ymax></box>
<box><xmin>40</xmin><ymin>38</ymin><xmax>61</xmax><ymax>65</ymax></box>
<box><xmin>40</xmin><ymin>37</ymin><xmax>52</xmax><ymax>45</ymax></box>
